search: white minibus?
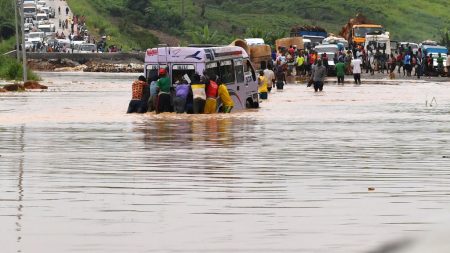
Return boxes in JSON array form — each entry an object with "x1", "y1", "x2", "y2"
[{"x1": 144, "y1": 46, "x2": 260, "y2": 110}]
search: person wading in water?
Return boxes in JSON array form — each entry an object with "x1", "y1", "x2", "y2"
[{"x1": 310, "y1": 59, "x2": 326, "y2": 92}]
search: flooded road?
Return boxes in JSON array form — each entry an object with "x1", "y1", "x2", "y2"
[{"x1": 1, "y1": 72, "x2": 450, "y2": 253}]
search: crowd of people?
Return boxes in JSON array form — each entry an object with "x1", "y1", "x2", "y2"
[
  {"x1": 127, "y1": 42, "x2": 449, "y2": 113},
  {"x1": 127, "y1": 69, "x2": 235, "y2": 114},
  {"x1": 272, "y1": 45, "x2": 363, "y2": 92},
  {"x1": 270, "y1": 42, "x2": 450, "y2": 93},
  {"x1": 272, "y1": 43, "x2": 449, "y2": 91}
]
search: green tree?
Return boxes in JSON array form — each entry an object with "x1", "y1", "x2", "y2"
[
  {"x1": 245, "y1": 27, "x2": 270, "y2": 39},
  {"x1": 440, "y1": 30, "x2": 450, "y2": 48},
  {"x1": 191, "y1": 25, "x2": 219, "y2": 44}
]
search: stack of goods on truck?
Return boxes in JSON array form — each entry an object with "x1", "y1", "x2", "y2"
[
  {"x1": 230, "y1": 39, "x2": 271, "y2": 70},
  {"x1": 275, "y1": 37, "x2": 304, "y2": 53}
]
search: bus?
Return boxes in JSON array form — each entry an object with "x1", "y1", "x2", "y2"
[
  {"x1": 23, "y1": 3, "x2": 37, "y2": 18},
  {"x1": 144, "y1": 46, "x2": 260, "y2": 110}
]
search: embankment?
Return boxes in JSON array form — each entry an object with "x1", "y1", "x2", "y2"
[{"x1": 6, "y1": 52, "x2": 146, "y2": 73}]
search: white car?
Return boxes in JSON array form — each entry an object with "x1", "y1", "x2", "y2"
[
  {"x1": 25, "y1": 41, "x2": 33, "y2": 51},
  {"x1": 36, "y1": 13, "x2": 49, "y2": 22},
  {"x1": 76, "y1": 43, "x2": 97, "y2": 53}
]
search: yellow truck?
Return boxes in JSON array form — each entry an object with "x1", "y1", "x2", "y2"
[{"x1": 351, "y1": 24, "x2": 385, "y2": 45}]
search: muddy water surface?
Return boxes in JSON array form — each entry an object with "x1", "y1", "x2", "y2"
[{"x1": 1, "y1": 72, "x2": 450, "y2": 253}]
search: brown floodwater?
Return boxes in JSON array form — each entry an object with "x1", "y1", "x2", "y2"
[{"x1": 1, "y1": 72, "x2": 450, "y2": 253}]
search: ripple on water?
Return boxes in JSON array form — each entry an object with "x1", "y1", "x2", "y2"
[{"x1": 1, "y1": 73, "x2": 450, "y2": 252}]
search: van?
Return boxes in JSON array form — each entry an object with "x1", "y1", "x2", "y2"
[
  {"x1": 145, "y1": 46, "x2": 259, "y2": 110},
  {"x1": 314, "y1": 44, "x2": 340, "y2": 75},
  {"x1": 28, "y1": 32, "x2": 45, "y2": 43},
  {"x1": 399, "y1": 42, "x2": 419, "y2": 54},
  {"x1": 364, "y1": 32, "x2": 391, "y2": 55},
  {"x1": 38, "y1": 24, "x2": 55, "y2": 34},
  {"x1": 421, "y1": 45, "x2": 448, "y2": 68},
  {"x1": 36, "y1": 13, "x2": 49, "y2": 22},
  {"x1": 76, "y1": 43, "x2": 97, "y2": 53}
]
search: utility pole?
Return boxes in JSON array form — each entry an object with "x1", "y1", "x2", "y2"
[
  {"x1": 14, "y1": 0, "x2": 20, "y2": 61},
  {"x1": 19, "y1": 1, "x2": 27, "y2": 82}
]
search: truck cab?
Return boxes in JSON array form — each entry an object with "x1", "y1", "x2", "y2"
[{"x1": 352, "y1": 24, "x2": 384, "y2": 46}]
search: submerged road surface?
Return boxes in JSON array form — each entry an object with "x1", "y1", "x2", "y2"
[{"x1": 1, "y1": 73, "x2": 450, "y2": 252}]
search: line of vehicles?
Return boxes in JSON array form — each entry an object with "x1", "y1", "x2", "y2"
[
  {"x1": 21, "y1": 0, "x2": 97, "y2": 53},
  {"x1": 290, "y1": 23, "x2": 448, "y2": 75},
  {"x1": 141, "y1": 20, "x2": 449, "y2": 112}
]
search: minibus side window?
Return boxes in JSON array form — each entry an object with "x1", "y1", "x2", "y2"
[
  {"x1": 146, "y1": 64, "x2": 159, "y2": 81},
  {"x1": 206, "y1": 62, "x2": 220, "y2": 80},
  {"x1": 234, "y1": 59, "x2": 245, "y2": 83},
  {"x1": 244, "y1": 60, "x2": 256, "y2": 81},
  {"x1": 219, "y1": 60, "x2": 235, "y2": 84},
  {"x1": 172, "y1": 64, "x2": 195, "y2": 84}
]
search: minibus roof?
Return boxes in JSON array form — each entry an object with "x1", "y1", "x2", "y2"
[{"x1": 145, "y1": 46, "x2": 249, "y2": 63}]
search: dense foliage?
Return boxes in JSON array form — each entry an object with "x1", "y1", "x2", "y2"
[
  {"x1": 92, "y1": 0, "x2": 450, "y2": 48},
  {"x1": 1, "y1": 0, "x2": 449, "y2": 52},
  {"x1": 0, "y1": 55, "x2": 40, "y2": 81},
  {"x1": 0, "y1": 0, "x2": 16, "y2": 43}
]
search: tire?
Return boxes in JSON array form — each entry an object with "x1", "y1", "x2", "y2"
[{"x1": 246, "y1": 98, "x2": 253, "y2": 109}]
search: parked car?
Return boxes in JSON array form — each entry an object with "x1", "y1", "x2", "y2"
[
  {"x1": 399, "y1": 42, "x2": 419, "y2": 54},
  {"x1": 76, "y1": 43, "x2": 97, "y2": 53}
]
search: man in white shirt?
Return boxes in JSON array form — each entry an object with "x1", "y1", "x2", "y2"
[
  {"x1": 351, "y1": 56, "x2": 362, "y2": 85},
  {"x1": 263, "y1": 65, "x2": 276, "y2": 92}
]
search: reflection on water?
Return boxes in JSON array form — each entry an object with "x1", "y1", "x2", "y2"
[
  {"x1": 137, "y1": 115, "x2": 245, "y2": 148},
  {"x1": 1, "y1": 72, "x2": 450, "y2": 252}
]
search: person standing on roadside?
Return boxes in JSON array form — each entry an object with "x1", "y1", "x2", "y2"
[
  {"x1": 388, "y1": 53, "x2": 396, "y2": 77},
  {"x1": 396, "y1": 52, "x2": 403, "y2": 75},
  {"x1": 335, "y1": 58, "x2": 345, "y2": 85},
  {"x1": 311, "y1": 59, "x2": 327, "y2": 92},
  {"x1": 66, "y1": 7, "x2": 69, "y2": 16},
  {"x1": 351, "y1": 56, "x2": 362, "y2": 85},
  {"x1": 415, "y1": 51, "x2": 423, "y2": 79},
  {"x1": 437, "y1": 53, "x2": 445, "y2": 76},
  {"x1": 427, "y1": 53, "x2": 434, "y2": 76},
  {"x1": 404, "y1": 52, "x2": 412, "y2": 77},
  {"x1": 156, "y1": 69, "x2": 171, "y2": 113}
]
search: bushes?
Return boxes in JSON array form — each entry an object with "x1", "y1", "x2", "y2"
[{"x1": 0, "y1": 56, "x2": 40, "y2": 81}]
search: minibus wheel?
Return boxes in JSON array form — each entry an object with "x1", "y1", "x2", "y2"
[{"x1": 246, "y1": 98, "x2": 253, "y2": 109}]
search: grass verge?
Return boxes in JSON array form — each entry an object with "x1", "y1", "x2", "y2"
[{"x1": 0, "y1": 55, "x2": 40, "y2": 81}]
